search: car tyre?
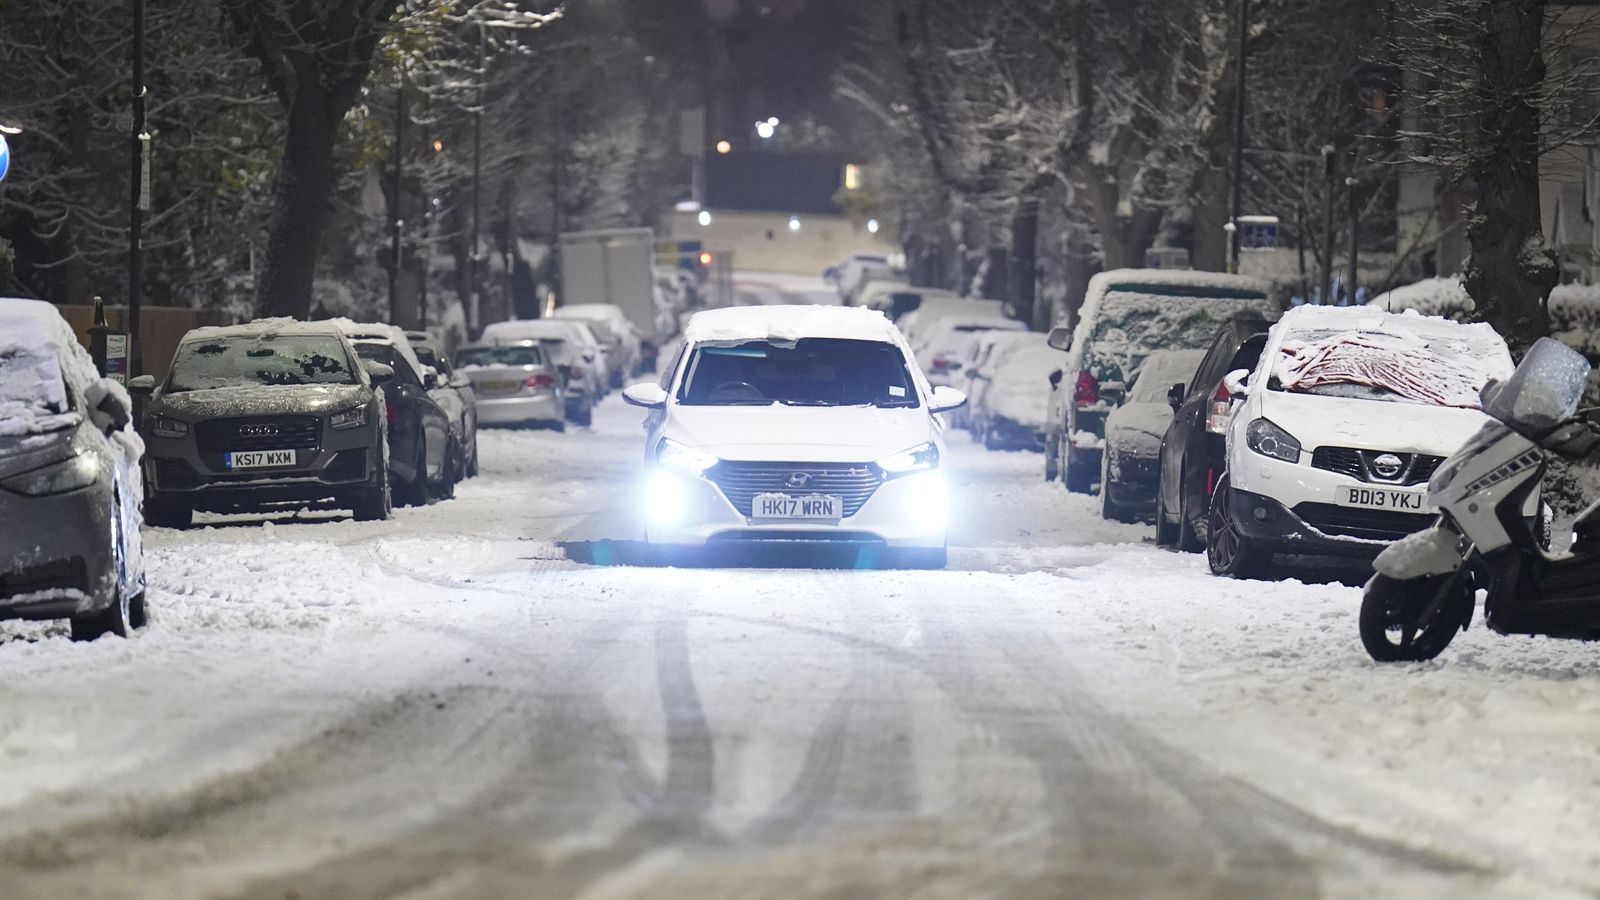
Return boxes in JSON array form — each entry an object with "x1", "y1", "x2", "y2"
[
  {"x1": 432, "y1": 439, "x2": 459, "y2": 501},
  {"x1": 1062, "y1": 440, "x2": 1094, "y2": 494},
  {"x1": 1359, "y1": 572, "x2": 1471, "y2": 662},
  {"x1": 71, "y1": 584, "x2": 131, "y2": 642},
  {"x1": 572, "y1": 400, "x2": 594, "y2": 428},
  {"x1": 1099, "y1": 451, "x2": 1137, "y2": 523},
  {"x1": 352, "y1": 437, "x2": 392, "y2": 522},
  {"x1": 1206, "y1": 475, "x2": 1271, "y2": 579},
  {"x1": 1043, "y1": 433, "x2": 1059, "y2": 482},
  {"x1": 1155, "y1": 485, "x2": 1180, "y2": 547},
  {"x1": 144, "y1": 497, "x2": 192, "y2": 529},
  {"x1": 394, "y1": 436, "x2": 430, "y2": 508},
  {"x1": 1177, "y1": 482, "x2": 1206, "y2": 553},
  {"x1": 465, "y1": 430, "x2": 480, "y2": 479}
]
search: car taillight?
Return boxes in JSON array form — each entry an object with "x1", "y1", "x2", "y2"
[
  {"x1": 1206, "y1": 382, "x2": 1231, "y2": 434},
  {"x1": 932, "y1": 357, "x2": 954, "y2": 371},
  {"x1": 1074, "y1": 371, "x2": 1098, "y2": 408},
  {"x1": 642, "y1": 341, "x2": 659, "y2": 360},
  {"x1": 526, "y1": 374, "x2": 556, "y2": 390}
]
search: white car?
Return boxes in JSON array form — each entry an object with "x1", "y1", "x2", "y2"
[
  {"x1": 553, "y1": 303, "x2": 642, "y2": 386},
  {"x1": 621, "y1": 305, "x2": 967, "y2": 568},
  {"x1": 916, "y1": 315, "x2": 1028, "y2": 387},
  {"x1": 481, "y1": 319, "x2": 609, "y2": 399},
  {"x1": 1208, "y1": 305, "x2": 1523, "y2": 578},
  {"x1": 969, "y1": 333, "x2": 1061, "y2": 451}
]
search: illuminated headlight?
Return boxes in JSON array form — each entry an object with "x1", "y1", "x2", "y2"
[
  {"x1": 151, "y1": 415, "x2": 189, "y2": 438},
  {"x1": 1245, "y1": 418, "x2": 1301, "y2": 464},
  {"x1": 656, "y1": 438, "x2": 718, "y2": 475},
  {"x1": 330, "y1": 405, "x2": 368, "y2": 430},
  {"x1": 0, "y1": 452, "x2": 99, "y2": 496},
  {"x1": 876, "y1": 441, "x2": 940, "y2": 477},
  {"x1": 647, "y1": 470, "x2": 687, "y2": 526},
  {"x1": 902, "y1": 471, "x2": 949, "y2": 528}
]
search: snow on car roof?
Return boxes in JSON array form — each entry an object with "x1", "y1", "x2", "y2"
[
  {"x1": 552, "y1": 304, "x2": 626, "y2": 321},
  {"x1": 0, "y1": 298, "x2": 101, "y2": 437},
  {"x1": 683, "y1": 304, "x2": 903, "y2": 346},
  {"x1": 324, "y1": 318, "x2": 430, "y2": 378},
  {"x1": 1089, "y1": 268, "x2": 1272, "y2": 297},
  {"x1": 184, "y1": 317, "x2": 346, "y2": 341},
  {"x1": 482, "y1": 319, "x2": 599, "y2": 345}
]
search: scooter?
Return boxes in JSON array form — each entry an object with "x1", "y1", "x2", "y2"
[{"x1": 1361, "y1": 337, "x2": 1600, "y2": 662}]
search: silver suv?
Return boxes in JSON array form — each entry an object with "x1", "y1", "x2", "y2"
[{"x1": 132, "y1": 321, "x2": 393, "y2": 527}]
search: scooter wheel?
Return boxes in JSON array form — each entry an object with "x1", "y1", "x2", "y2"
[{"x1": 1360, "y1": 572, "x2": 1473, "y2": 663}]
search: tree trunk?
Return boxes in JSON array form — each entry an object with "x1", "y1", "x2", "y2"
[
  {"x1": 256, "y1": 86, "x2": 341, "y2": 320},
  {"x1": 1190, "y1": 164, "x2": 1230, "y2": 272},
  {"x1": 1461, "y1": 0, "x2": 1553, "y2": 353},
  {"x1": 1009, "y1": 193, "x2": 1041, "y2": 327}
]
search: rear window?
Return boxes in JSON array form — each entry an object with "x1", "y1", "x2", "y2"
[
  {"x1": 169, "y1": 334, "x2": 357, "y2": 391},
  {"x1": 458, "y1": 346, "x2": 545, "y2": 368},
  {"x1": 1084, "y1": 290, "x2": 1275, "y2": 388},
  {"x1": 678, "y1": 338, "x2": 918, "y2": 408}
]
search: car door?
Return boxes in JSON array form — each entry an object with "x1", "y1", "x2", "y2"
[{"x1": 1160, "y1": 328, "x2": 1234, "y2": 514}]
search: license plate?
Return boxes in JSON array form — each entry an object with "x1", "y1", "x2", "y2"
[
  {"x1": 1339, "y1": 485, "x2": 1426, "y2": 512},
  {"x1": 752, "y1": 493, "x2": 842, "y2": 521},
  {"x1": 477, "y1": 380, "x2": 523, "y2": 394},
  {"x1": 226, "y1": 449, "x2": 296, "y2": 470}
]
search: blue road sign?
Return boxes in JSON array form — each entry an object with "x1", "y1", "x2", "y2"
[{"x1": 0, "y1": 134, "x2": 10, "y2": 183}]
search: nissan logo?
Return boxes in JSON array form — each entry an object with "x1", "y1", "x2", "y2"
[
  {"x1": 239, "y1": 424, "x2": 279, "y2": 438},
  {"x1": 1371, "y1": 453, "x2": 1404, "y2": 479},
  {"x1": 785, "y1": 472, "x2": 811, "y2": 489}
]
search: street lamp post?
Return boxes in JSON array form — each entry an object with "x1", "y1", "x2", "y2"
[
  {"x1": 470, "y1": 23, "x2": 484, "y2": 334},
  {"x1": 1227, "y1": 0, "x2": 1248, "y2": 275},
  {"x1": 128, "y1": 0, "x2": 147, "y2": 377},
  {"x1": 1320, "y1": 145, "x2": 1336, "y2": 305},
  {"x1": 390, "y1": 72, "x2": 405, "y2": 326}
]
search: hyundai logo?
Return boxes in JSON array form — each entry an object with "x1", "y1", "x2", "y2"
[
  {"x1": 785, "y1": 472, "x2": 811, "y2": 489},
  {"x1": 1371, "y1": 453, "x2": 1405, "y2": 479},
  {"x1": 239, "y1": 423, "x2": 279, "y2": 438}
]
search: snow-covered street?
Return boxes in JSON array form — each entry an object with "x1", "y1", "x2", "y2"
[{"x1": 3, "y1": 395, "x2": 1600, "y2": 899}]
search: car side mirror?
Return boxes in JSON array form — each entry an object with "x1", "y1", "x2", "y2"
[
  {"x1": 91, "y1": 380, "x2": 132, "y2": 433},
  {"x1": 584, "y1": 350, "x2": 597, "y2": 363},
  {"x1": 1046, "y1": 326, "x2": 1072, "y2": 352},
  {"x1": 1100, "y1": 381, "x2": 1126, "y2": 407},
  {"x1": 364, "y1": 360, "x2": 395, "y2": 388},
  {"x1": 128, "y1": 374, "x2": 157, "y2": 395},
  {"x1": 422, "y1": 366, "x2": 441, "y2": 390},
  {"x1": 622, "y1": 383, "x2": 669, "y2": 409},
  {"x1": 1167, "y1": 382, "x2": 1185, "y2": 412},
  {"x1": 1223, "y1": 368, "x2": 1250, "y2": 400},
  {"x1": 930, "y1": 385, "x2": 968, "y2": 414},
  {"x1": 1048, "y1": 369, "x2": 1064, "y2": 389}
]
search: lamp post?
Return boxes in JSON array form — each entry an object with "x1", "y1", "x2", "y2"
[
  {"x1": 470, "y1": 23, "x2": 484, "y2": 334},
  {"x1": 128, "y1": 0, "x2": 147, "y2": 377},
  {"x1": 390, "y1": 71, "x2": 406, "y2": 326},
  {"x1": 1227, "y1": 0, "x2": 1248, "y2": 274}
]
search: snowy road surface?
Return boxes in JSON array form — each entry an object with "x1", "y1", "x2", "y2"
[{"x1": 3, "y1": 397, "x2": 1600, "y2": 898}]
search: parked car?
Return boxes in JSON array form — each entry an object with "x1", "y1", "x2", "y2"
[
  {"x1": 481, "y1": 319, "x2": 609, "y2": 400},
  {"x1": 335, "y1": 321, "x2": 457, "y2": 506},
  {"x1": 1099, "y1": 349, "x2": 1206, "y2": 523},
  {"x1": 953, "y1": 330, "x2": 1031, "y2": 433},
  {"x1": 1154, "y1": 314, "x2": 1273, "y2": 550},
  {"x1": 136, "y1": 320, "x2": 392, "y2": 527},
  {"x1": 1206, "y1": 305, "x2": 1522, "y2": 579},
  {"x1": 407, "y1": 332, "x2": 479, "y2": 480},
  {"x1": 899, "y1": 296, "x2": 1007, "y2": 358},
  {"x1": 621, "y1": 305, "x2": 967, "y2": 569},
  {"x1": 455, "y1": 341, "x2": 568, "y2": 430},
  {"x1": 968, "y1": 333, "x2": 1060, "y2": 451},
  {"x1": 1046, "y1": 269, "x2": 1277, "y2": 493},
  {"x1": 552, "y1": 303, "x2": 641, "y2": 386},
  {"x1": 917, "y1": 315, "x2": 1028, "y2": 387},
  {"x1": 828, "y1": 253, "x2": 894, "y2": 304},
  {"x1": 1, "y1": 299, "x2": 147, "y2": 641}
]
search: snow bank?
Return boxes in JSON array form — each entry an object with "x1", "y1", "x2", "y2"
[
  {"x1": 1271, "y1": 305, "x2": 1513, "y2": 408},
  {"x1": 682, "y1": 304, "x2": 901, "y2": 346},
  {"x1": 0, "y1": 299, "x2": 100, "y2": 437},
  {"x1": 1368, "y1": 277, "x2": 1474, "y2": 319}
]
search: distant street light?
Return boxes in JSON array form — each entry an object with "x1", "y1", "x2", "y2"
[
  {"x1": 788, "y1": 216, "x2": 801, "y2": 232},
  {"x1": 867, "y1": 218, "x2": 879, "y2": 235},
  {"x1": 715, "y1": 140, "x2": 732, "y2": 155},
  {"x1": 767, "y1": 117, "x2": 779, "y2": 127},
  {"x1": 698, "y1": 210, "x2": 712, "y2": 227},
  {"x1": 755, "y1": 121, "x2": 775, "y2": 140}
]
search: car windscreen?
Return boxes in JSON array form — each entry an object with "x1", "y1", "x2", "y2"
[
  {"x1": 457, "y1": 346, "x2": 545, "y2": 368},
  {"x1": 1130, "y1": 351, "x2": 1206, "y2": 402},
  {"x1": 1270, "y1": 328, "x2": 1501, "y2": 407},
  {"x1": 0, "y1": 348, "x2": 75, "y2": 433},
  {"x1": 168, "y1": 334, "x2": 358, "y2": 391},
  {"x1": 412, "y1": 346, "x2": 440, "y2": 369},
  {"x1": 678, "y1": 338, "x2": 919, "y2": 408}
]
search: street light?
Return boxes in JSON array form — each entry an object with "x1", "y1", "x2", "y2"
[
  {"x1": 715, "y1": 140, "x2": 732, "y2": 155},
  {"x1": 755, "y1": 121, "x2": 775, "y2": 140},
  {"x1": 867, "y1": 218, "x2": 880, "y2": 235},
  {"x1": 697, "y1": 210, "x2": 712, "y2": 227},
  {"x1": 788, "y1": 216, "x2": 801, "y2": 232}
]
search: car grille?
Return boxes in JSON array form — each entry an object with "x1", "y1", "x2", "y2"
[
  {"x1": 195, "y1": 416, "x2": 321, "y2": 455},
  {"x1": 1310, "y1": 446, "x2": 1443, "y2": 486},
  {"x1": 1293, "y1": 502, "x2": 1434, "y2": 542},
  {"x1": 708, "y1": 461, "x2": 883, "y2": 518}
]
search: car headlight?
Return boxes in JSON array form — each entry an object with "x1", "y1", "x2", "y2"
[
  {"x1": 876, "y1": 441, "x2": 940, "y2": 477},
  {"x1": 0, "y1": 452, "x2": 100, "y2": 496},
  {"x1": 330, "y1": 405, "x2": 368, "y2": 430},
  {"x1": 1245, "y1": 418, "x2": 1301, "y2": 464},
  {"x1": 151, "y1": 415, "x2": 189, "y2": 438},
  {"x1": 656, "y1": 438, "x2": 718, "y2": 475}
]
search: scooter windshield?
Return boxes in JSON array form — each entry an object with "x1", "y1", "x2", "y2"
[{"x1": 1482, "y1": 337, "x2": 1591, "y2": 435}]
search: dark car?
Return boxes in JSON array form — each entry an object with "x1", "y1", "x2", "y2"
[
  {"x1": 2, "y1": 298, "x2": 148, "y2": 641},
  {"x1": 1100, "y1": 349, "x2": 1205, "y2": 523},
  {"x1": 1154, "y1": 314, "x2": 1272, "y2": 550},
  {"x1": 406, "y1": 332, "x2": 480, "y2": 480},
  {"x1": 134, "y1": 320, "x2": 393, "y2": 528},
  {"x1": 338, "y1": 323, "x2": 455, "y2": 506},
  {"x1": 1046, "y1": 270, "x2": 1277, "y2": 494}
]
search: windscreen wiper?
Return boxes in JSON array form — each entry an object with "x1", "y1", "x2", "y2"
[{"x1": 777, "y1": 399, "x2": 833, "y2": 406}]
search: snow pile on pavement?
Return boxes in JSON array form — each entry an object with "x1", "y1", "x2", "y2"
[
  {"x1": 0, "y1": 298, "x2": 99, "y2": 437},
  {"x1": 683, "y1": 304, "x2": 901, "y2": 346}
]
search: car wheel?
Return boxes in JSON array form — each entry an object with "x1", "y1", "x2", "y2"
[
  {"x1": 1155, "y1": 483, "x2": 1179, "y2": 548},
  {"x1": 982, "y1": 425, "x2": 1004, "y2": 451},
  {"x1": 71, "y1": 578, "x2": 131, "y2": 643},
  {"x1": 1044, "y1": 434, "x2": 1059, "y2": 482},
  {"x1": 1177, "y1": 480, "x2": 1206, "y2": 553},
  {"x1": 353, "y1": 438, "x2": 392, "y2": 521},
  {"x1": 432, "y1": 439, "x2": 459, "y2": 501},
  {"x1": 575, "y1": 402, "x2": 593, "y2": 427},
  {"x1": 144, "y1": 497, "x2": 192, "y2": 529},
  {"x1": 1100, "y1": 451, "x2": 1136, "y2": 523},
  {"x1": 1063, "y1": 441, "x2": 1093, "y2": 494},
  {"x1": 128, "y1": 590, "x2": 148, "y2": 630},
  {"x1": 394, "y1": 435, "x2": 430, "y2": 508},
  {"x1": 466, "y1": 431, "x2": 480, "y2": 479},
  {"x1": 1206, "y1": 475, "x2": 1271, "y2": 579}
]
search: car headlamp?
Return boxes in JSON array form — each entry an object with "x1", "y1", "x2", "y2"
[
  {"x1": 0, "y1": 452, "x2": 100, "y2": 496},
  {"x1": 330, "y1": 405, "x2": 368, "y2": 430},
  {"x1": 876, "y1": 441, "x2": 940, "y2": 477},
  {"x1": 151, "y1": 415, "x2": 189, "y2": 438},
  {"x1": 656, "y1": 438, "x2": 718, "y2": 475},
  {"x1": 1245, "y1": 418, "x2": 1301, "y2": 464}
]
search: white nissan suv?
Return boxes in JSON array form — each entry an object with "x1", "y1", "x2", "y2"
[
  {"x1": 1207, "y1": 305, "x2": 1526, "y2": 579},
  {"x1": 622, "y1": 305, "x2": 966, "y2": 568}
]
